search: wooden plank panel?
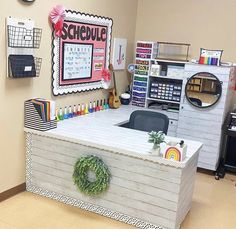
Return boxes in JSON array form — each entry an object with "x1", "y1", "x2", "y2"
[
  {"x1": 197, "y1": 148, "x2": 220, "y2": 159},
  {"x1": 178, "y1": 119, "x2": 222, "y2": 134},
  {"x1": 198, "y1": 155, "x2": 219, "y2": 167},
  {"x1": 31, "y1": 161, "x2": 178, "y2": 211},
  {"x1": 178, "y1": 109, "x2": 224, "y2": 123},
  {"x1": 176, "y1": 133, "x2": 220, "y2": 148},
  {"x1": 32, "y1": 135, "x2": 183, "y2": 178},
  {"x1": 177, "y1": 129, "x2": 221, "y2": 142},
  {"x1": 31, "y1": 147, "x2": 182, "y2": 185},
  {"x1": 31, "y1": 172, "x2": 176, "y2": 229},
  {"x1": 30, "y1": 153, "x2": 197, "y2": 225},
  {"x1": 179, "y1": 154, "x2": 198, "y2": 185},
  {"x1": 175, "y1": 136, "x2": 219, "y2": 168},
  {"x1": 31, "y1": 155, "x2": 179, "y2": 202},
  {"x1": 177, "y1": 185, "x2": 194, "y2": 225},
  {"x1": 31, "y1": 151, "x2": 181, "y2": 194},
  {"x1": 185, "y1": 64, "x2": 231, "y2": 76},
  {"x1": 31, "y1": 170, "x2": 177, "y2": 220},
  {"x1": 176, "y1": 155, "x2": 198, "y2": 224},
  {"x1": 197, "y1": 161, "x2": 217, "y2": 171},
  {"x1": 178, "y1": 104, "x2": 228, "y2": 115}
]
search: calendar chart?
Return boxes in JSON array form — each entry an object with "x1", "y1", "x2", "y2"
[{"x1": 63, "y1": 43, "x2": 93, "y2": 80}]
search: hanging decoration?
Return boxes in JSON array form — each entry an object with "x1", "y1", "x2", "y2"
[
  {"x1": 49, "y1": 5, "x2": 66, "y2": 37},
  {"x1": 50, "y1": 7, "x2": 113, "y2": 95},
  {"x1": 101, "y1": 68, "x2": 111, "y2": 89},
  {"x1": 73, "y1": 155, "x2": 111, "y2": 196}
]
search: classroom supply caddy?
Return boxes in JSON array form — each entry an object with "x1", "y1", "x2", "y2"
[
  {"x1": 6, "y1": 16, "x2": 42, "y2": 78},
  {"x1": 24, "y1": 99, "x2": 57, "y2": 131}
]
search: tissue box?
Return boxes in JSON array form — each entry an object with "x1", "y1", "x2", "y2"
[
  {"x1": 162, "y1": 141, "x2": 187, "y2": 162},
  {"x1": 150, "y1": 64, "x2": 161, "y2": 77}
]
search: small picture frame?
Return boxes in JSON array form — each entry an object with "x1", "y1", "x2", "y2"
[
  {"x1": 112, "y1": 38, "x2": 127, "y2": 70},
  {"x1": 150, "y1": 64, "x2": 161, "y2": 77}
]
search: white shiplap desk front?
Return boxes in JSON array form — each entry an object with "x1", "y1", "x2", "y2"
[{"x1": 24, "y1": 105, "x2": 202, "y2": 229}]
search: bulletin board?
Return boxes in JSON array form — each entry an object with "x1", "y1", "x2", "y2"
[{"x1": 52, "y1": 10, "x2": 113, "y2": 95}]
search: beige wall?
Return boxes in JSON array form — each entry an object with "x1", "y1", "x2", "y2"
[
  {"x1": 0, "y1": 0, "x2": 138, "y2": 192},
  {"x1": 136, "y1": 0, "x2": 236, "y2": 103},
  {"x1": 136, "y1": 0, "x2": 236, "y2": 62}
]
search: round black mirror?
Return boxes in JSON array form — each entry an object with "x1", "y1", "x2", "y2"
[{"x1": 185, "y1": 72, "x2": 222, "y2": 108}]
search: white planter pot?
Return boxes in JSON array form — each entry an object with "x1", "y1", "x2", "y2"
[{"x1": 150, "y1": 146, "x2": 161, "y2": 156}]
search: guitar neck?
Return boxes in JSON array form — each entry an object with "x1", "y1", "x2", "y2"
[
  {"x1": 113, "y1": 71, "x2": 117, "y2": 94},
  {"x1": 109, "y1": 64, "x2": 118, "y2": 95}
]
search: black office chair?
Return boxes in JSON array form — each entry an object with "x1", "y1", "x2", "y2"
[{"x1": 129, "y1": 110, "x2": 169, "y2": 134}]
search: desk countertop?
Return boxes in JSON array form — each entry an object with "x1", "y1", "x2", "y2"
[{"x1": 25, "y1": 105, "x2": 202, "y2": 168}]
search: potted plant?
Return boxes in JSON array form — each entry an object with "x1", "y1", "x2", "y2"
[{"x1": 148, "y1": 131, "x2": 165, "y2": 155}]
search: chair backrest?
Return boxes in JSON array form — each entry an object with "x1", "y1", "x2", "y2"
[
  {"x1": 189, "y1": 97, "x2": 202, "y2": 106},
  {"x1": 129, "y1": 110, "x2": 169, "y2": 134}
]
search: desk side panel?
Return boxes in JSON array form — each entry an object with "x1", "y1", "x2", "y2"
[
  {"x1": 26, "y1": 133, "x2": 185, "y2": 229},
  {"x1": 176, "y1": 152, "x2": 199, "y2": 226}
]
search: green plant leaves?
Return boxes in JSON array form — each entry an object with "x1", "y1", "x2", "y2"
[{"x1": 148, "y1": 131, "x2": 165, "y2": 146}]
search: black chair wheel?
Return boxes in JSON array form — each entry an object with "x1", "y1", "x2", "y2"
[{"x1": 215, "y1": 174, "x2": 220, "y2": 180}]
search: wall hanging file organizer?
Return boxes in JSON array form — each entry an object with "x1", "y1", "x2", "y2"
[
  {"x1": 6, "y1": 16, "x2": 42, "y2": 78},
  {"x1": 24, "y1": 99, "x2": 57, "y2": 131}
]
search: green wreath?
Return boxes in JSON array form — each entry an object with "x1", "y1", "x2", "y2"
[{"x1": 73, "y1": 155, "x2": 111, "y2": 196}]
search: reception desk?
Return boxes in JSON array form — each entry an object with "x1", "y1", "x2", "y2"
[{"x1": 24, "y1": 105, "x2": 202, "y2": 229}]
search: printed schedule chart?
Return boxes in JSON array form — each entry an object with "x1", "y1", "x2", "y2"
[{"x1": 63, "y1": 43, "x2": 93, "y2": 80}]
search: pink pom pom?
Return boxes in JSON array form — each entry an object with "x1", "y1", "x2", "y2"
[
  {"x1": 49, "y1": 5, "x2": 66, "y2": 37},
  {"x1": 49, "y1": 5, "x2": 66, "y2": 24},
  {"x1": 101, "y1": 68, "x2": 111, "y2": 82}
]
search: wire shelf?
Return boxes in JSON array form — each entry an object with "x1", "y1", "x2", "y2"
[{"x1": 7, "y1": 25, "x2": 42, "y2": 48}]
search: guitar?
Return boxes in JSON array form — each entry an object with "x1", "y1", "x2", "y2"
[{"x1": 108, "y1": 64, "x2": 121, "y2": 109}]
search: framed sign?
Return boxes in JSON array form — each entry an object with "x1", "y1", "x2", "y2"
[
  {"x1": 112, "y1": 38, "x2": 127, "y2": 70},
  {"x1": 52, "y1": 10, "x2": 113, "y2": 95}
]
